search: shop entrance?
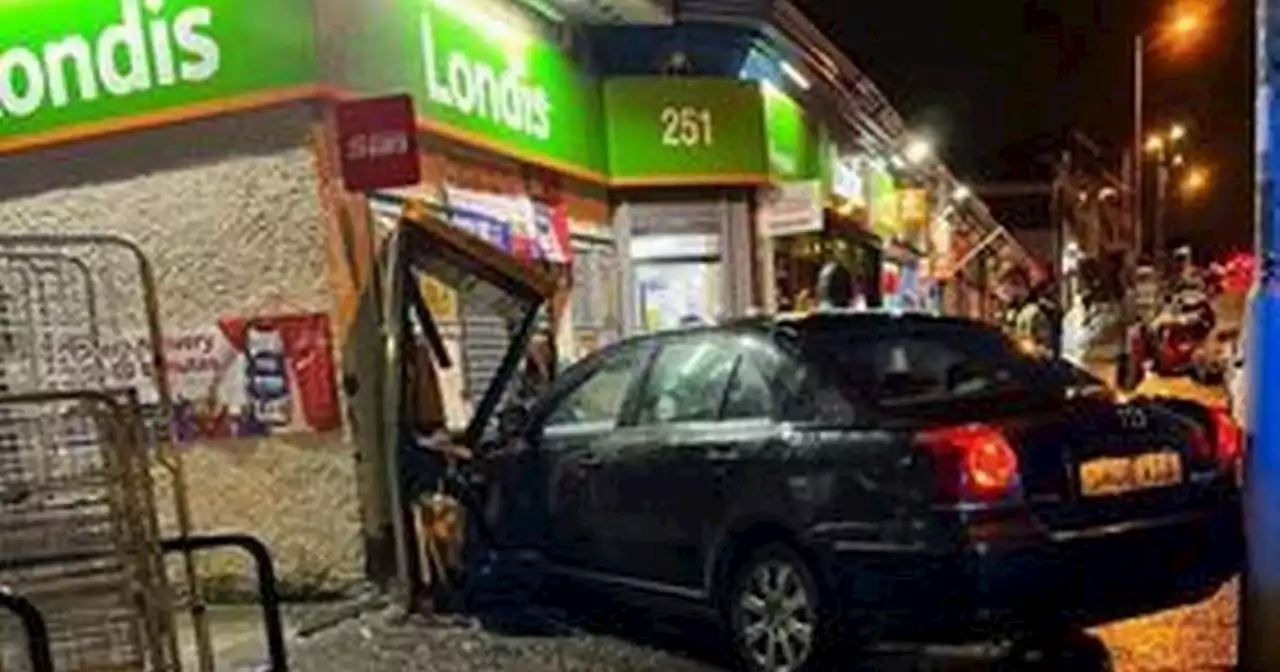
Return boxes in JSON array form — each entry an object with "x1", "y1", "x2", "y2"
[{"x1": 620, "y1": 194, "x2": 751, "y2": 333}]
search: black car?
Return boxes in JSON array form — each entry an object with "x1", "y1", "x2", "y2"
[{"x1": 487, "y1": 312, "x2": 1243, "y2": 671}]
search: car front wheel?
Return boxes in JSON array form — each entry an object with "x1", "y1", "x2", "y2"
[{"x1": 727, "y1": 544, "x2": 828, "y2": 672}]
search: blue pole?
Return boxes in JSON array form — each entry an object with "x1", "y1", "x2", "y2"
[{"x1": 1242, "y1": 2, "x2": 1280, "y2": 668}]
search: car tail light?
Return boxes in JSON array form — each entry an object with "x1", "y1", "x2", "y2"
[
  {"x1": 1189, "y1": 425, "x2": 1215, "y2": 463},
  {"x1": 1208, "y1": 406, "x2": 1243, "y2": 467},
  {"x1": 918, "y1": 424, "x2": 1021, "y2": 502}
]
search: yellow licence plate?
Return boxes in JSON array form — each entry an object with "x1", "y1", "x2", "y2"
[{"x1": 1079, "y1": 451, "x2": 1184, "y2": 498}]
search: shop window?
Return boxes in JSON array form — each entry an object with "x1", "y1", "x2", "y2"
[
  {"x1": 635, "y1": 261, "x2": 723, "y2": 330},
  {"x1": 771, "y1": 234, "x2": 881, "y2": 312},
  {"x1": 569, "y1": 238, "x2": 619, "y2": 355},
  {"x1": 633, "y1": 337, "x2": 737, "y2": 425}
]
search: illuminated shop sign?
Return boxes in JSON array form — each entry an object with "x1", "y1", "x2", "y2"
[
  {"x1": 0, "y1": 0, "x2": 317, "y2": 151},
  {"x1": 831, "y1": 153, "x2": 867, "y2": 207},
  {"x1": 338, "y1": 0, "x2": 606, "y2": 178}
]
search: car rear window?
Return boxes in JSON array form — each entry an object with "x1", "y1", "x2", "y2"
[{"x1": 795, "y1": 321, "x2": 1102, "y2": 407}]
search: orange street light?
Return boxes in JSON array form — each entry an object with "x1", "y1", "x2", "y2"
[
  {"x1": 1182, "y1": 166, "x2": 1210, "y2": 196},
  {"x1": 1172, "y1": 12, "x2": 1201, "y2": 37},
  {"x1": 1146, "y1": 134, "x2": 1167, "y2": 154}
]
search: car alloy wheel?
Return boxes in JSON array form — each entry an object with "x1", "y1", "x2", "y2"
[{"x1": 729, "y1": 546, "x2": 821, "y2": 672}]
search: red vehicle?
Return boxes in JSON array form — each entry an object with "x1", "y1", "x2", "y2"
[{"x1": 1128, "y1": 290, "x2": 1217, "y2": 379}]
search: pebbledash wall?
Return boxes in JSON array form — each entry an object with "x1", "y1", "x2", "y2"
[{"x1": 0, "y1": 0, "x2": 359, "y2": 595}]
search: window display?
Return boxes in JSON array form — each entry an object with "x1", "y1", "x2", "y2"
[
  {"x1": 630, "y1": 227, "x2": 724, "y2": 331},
  {"x1": 635, "y1": 261, "x2": 723, "y2": 330},
  {"x1": 772, "y1": 233, "x2": 881, "y2": 313}
]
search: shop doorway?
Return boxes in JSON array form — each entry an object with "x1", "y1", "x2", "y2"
[{"x1": 623, "y1": 197, "x2": 746, "y2": 332}]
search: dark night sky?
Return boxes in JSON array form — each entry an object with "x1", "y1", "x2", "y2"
[{"x1": 795, "y1": 0, "x2": 1254, "y2": 259}]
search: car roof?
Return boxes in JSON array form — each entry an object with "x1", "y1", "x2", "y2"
[
  {"x1": 609, "y1": 310, "x2": 991, "y2": 348},
  {"x1": 562, "y1": 311, "x2": 1002, "y2": 380},
  {"x1": 731, "y1": 309, "x2": 990, "y2": 334}
]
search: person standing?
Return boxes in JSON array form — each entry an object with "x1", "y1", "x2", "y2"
[
  {"x1": 815, "y1": 261, "x2": 854, "y2": 309},
  {"x1": 999, "y1": 266, "x2": 1057, "y2": 355}
]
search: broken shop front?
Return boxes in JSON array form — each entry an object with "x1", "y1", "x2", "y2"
[{"x1": 322, "y1": 0, "x2": 620, "y2": 429}]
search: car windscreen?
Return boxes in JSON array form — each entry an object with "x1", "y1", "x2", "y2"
[{"x1": 795, "y1": 322, "x2": 1105, "y2": 408}]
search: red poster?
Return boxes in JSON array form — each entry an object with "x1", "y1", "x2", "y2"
[
  {"x1": 164, "y1": 313, "x2": 340, "y2": 442},
  {"x1": 216, "y1": 314, "x2": 341, "y2": 435}
]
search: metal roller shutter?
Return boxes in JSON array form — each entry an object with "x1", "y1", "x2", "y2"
[
  {"x1": 458, "y1": 304, "x2": 510, "y2": 411},
  {"x1": 458, "y1": 297, "x2": 553, "y2": 412}
]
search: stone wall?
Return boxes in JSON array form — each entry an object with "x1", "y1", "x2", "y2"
[{"x1": 0, "y1": 104, "x2": 364, "y2": 597}]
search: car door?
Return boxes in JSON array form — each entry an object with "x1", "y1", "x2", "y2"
[
  {"x1": 532, "y1": 342, "x2": 652, "y2": 571},
  {"x1": 596, "y1": 334, "x2": 786, "y2": 589}
]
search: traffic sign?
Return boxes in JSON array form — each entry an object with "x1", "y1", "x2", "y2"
[{"x1": 334, "y1": 95, "x2": 421, "y2": 192}]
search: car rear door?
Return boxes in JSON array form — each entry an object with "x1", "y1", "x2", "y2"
[
  {"x1": 592, "y1": 334, "x2": 739, "y2": 589},
  {"x1": 594, "y1": 333, "x2": 793, "y2": 590}
]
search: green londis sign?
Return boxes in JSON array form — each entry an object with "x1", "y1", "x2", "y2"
[
  {"x1": 869, "y1": 164, "x2": 901, "y2": 240},
  {"x1": 603, "y1": 77, "x2": 769, "y2": 185},
  {"x1": 763, "y1": 85, "x2": 817, "y2": 181},
  {"x1": 0, "y1": 0, "x2": 317, "y2": 150},
  {"x1": 330, "y1": 0, "x2": 606, "y2": 180}
]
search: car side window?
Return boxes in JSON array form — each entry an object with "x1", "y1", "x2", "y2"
[
  {"x1": 721, "y1": 338, "x2": 784, "y2": 420},
  {"x1": 634, "y1": 337, "x2": 737, "y2": 425},
  {"x1": 778, "y1": 364, "x2": 857, "y2": 424},
  {"x1": 840, "y1": 332, "x2": 1033, "y2": 404},
  {"x1": 545, "y1": 347, "x2": 644, "y2": 429}
]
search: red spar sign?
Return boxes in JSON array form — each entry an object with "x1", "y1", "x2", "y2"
[{"x1": 334, "y1": 95, "x2": 421, "y2": 192}]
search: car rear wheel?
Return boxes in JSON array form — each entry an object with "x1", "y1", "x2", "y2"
[{"x1": 726, "y1": 544, "x2": 828, "y2": 672}]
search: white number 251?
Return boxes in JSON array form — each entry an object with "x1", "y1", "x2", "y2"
[{"x1": 660, "y1": 106, "x2": 714, "y2": 147}]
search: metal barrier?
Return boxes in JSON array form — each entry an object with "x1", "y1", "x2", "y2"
[
  {"x1": 0, "y1": 235, "x2": 211, "y2": 670},
  {"x1": 0, "y1": 390, "x2": 173, "y2": 671},
  {"x1": 160, "y1": 535, "x2": 289, "y2": 672},
  {"x1": 0, "y1": 589, "x2": 55, "y2": 672}
]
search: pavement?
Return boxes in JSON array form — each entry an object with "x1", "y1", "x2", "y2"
[{"x1": 200, "y1": 374, "x2": 1237, "y2": 671}]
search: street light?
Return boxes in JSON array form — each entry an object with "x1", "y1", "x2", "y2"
[
  {"x1": 1133, "y1": 11, "x2": 1206, "y2": 258},
  {"x1": 1143, "y1": 123, "x2": 1192, "y2": 266},
  {"x1": 1119, "y1": 6, "x2": 1206, "y2": 392},
  {"x1": 951, "y1": 184, "x2": 972, "y2": 202},
  {"x1": 1145, "y1": 134, "x2": 1166, "y2": 154},
  {"x1": 1181, "y1": 166, "x2": 1209, "y2": 196},
  {"x1": 904, "y1": 137, "x2": 933, "y2": 165},
  {"x1": 1171, "y1": 12, "x2": 1201, "y2": 37}
]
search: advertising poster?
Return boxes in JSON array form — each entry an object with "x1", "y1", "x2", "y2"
[
  {"x1": 442, "y1": 185, "x2": 573, "y2": 264},
  {"x1": 758, "y1": 181, "x2": 823, "y2": 237},
  {"x1": 48, "y1": 313, "x2": 341, "y2": 442}
]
